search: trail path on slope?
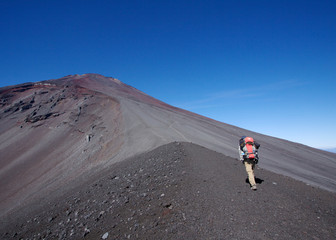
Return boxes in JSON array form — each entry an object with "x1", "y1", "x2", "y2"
[
  {"x1": 1, "y1": 142, "x2": 335, "y2": 240},
  {"x1": 181, "y1": 143, "x2": 336, "y2": 239}
]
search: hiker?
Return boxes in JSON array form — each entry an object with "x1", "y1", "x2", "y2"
[{"x1": 238, "y1": 136, "x2": 260, "y2": 190}]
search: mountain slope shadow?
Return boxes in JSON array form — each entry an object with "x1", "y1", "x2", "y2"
[{"x1": 1, "y1": 142, "x2": 335, "y2": 240}]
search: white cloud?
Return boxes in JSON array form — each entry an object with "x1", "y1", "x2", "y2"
[{"x1": 175, "y1": 79, "x2": 305, "y2": 110}]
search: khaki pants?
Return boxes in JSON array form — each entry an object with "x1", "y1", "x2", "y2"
[{"x1": 244, "y1": 161, "x2": 256, "y2": 186}]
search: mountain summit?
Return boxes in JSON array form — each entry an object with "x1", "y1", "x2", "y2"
[{"x1": 0, "y1": 74, "x2": 335, "y2": 238}]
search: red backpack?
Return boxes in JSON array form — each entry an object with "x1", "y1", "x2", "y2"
[{"x1": 242, "y1": 137, "x2": 257, "y2": 159}]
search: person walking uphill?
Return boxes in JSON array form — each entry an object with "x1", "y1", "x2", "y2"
[{"x1": 239, "y1": 136, "x2": 260, "y2": 190}]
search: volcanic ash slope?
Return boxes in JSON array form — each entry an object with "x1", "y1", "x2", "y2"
[
  {"x1": 1, "y1": 73, "x2": 335, "y2": 221},
  {"x1": 0, "y1": 80, "x2": 123, "y2": 217},
  {"x1": 1, "y1": 142, "x2": 335, "y2": 240}
]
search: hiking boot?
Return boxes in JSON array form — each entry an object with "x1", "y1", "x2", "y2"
[{"x1": 251, "y1": 185, "x2": 257, "y2": 190}]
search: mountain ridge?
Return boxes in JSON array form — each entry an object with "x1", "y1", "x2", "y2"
[{"x1": 0, "y1": 73, "x2": 335, "y2": 219}]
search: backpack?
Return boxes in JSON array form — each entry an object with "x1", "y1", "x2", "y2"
[{"x1": 240, "y1": 137, "x2": 258, "y2": 160}]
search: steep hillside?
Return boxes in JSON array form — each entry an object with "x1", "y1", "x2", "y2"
[
  {"x1": 0, "y1": 79, "x2": 123, "y2": 216},
  {"x1": 0, "y1": 73, "x2": 335, "y2": 220}
]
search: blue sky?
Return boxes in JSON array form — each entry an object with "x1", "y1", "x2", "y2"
[{"x1": 1, "y1": 0, "x2": 335, "y2": 149}]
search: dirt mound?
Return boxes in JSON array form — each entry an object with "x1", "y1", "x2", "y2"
[{"x1": 1, "y1": 142, "x2": 335, "y2": 239}]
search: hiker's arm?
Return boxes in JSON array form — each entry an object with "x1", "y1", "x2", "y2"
[{"x1": 238, "y1": 145, "x2": 244, "y2": 161}]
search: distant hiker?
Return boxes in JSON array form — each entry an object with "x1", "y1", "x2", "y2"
[{"x1": 238, "y1": 136, "x2": 260, "y2": 190}]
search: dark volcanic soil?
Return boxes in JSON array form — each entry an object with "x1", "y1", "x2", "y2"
[{"x1": 1, "y1": 142, "x2": 335, "y2": 240}]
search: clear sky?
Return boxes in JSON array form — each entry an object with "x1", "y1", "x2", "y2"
[{"x1": 1, "y1": 0, "x2": 335, "y2": 149}]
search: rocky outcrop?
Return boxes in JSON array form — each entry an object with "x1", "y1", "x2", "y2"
[{"x1": 0, "y1": 79, "x2": 123, "y2": 217}]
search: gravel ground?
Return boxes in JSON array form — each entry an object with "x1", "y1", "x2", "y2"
[{"x1": 1, "y1": 142, "x2": 335, "y2": 240}]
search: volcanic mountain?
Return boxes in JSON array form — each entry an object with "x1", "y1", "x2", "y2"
[{"x1": 0, "y1": 74, "x2": 335, "y2": 239}]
